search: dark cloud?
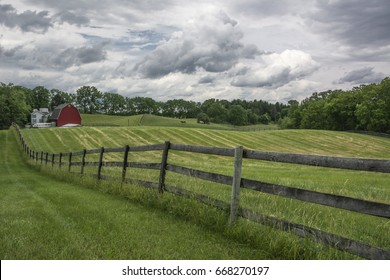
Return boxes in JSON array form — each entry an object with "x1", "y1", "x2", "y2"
[
  {"x1": 53, "y1": 11, "x2": 90, "y2": 26},
  {"x1": 0, "y1": 44, "x2": 23, "y2": 57},
  {"x1": 226, "y1": 0, "x2": 307, "y2": 17},
  {"x1": 0, "y1": 4, "x2": 52, "y2": 33},
  {"x1": 199, "y1": 75, "x2": 216, "y2": 84},
  {"x1": 0, "y1": 4, "x2": 90, "y2": 33},
  {"x1": 134, "y1": 12, "x2": 258, "y2": 78},
  {"x1": 310, "y1": 0, "x2": 390, "y2": 48},
  {"x1": 336, "y1": 67, "x2": 386, "y2": 84},
  {"x1": 53, "y1": 44, "x2": 107, "y2": 68}
]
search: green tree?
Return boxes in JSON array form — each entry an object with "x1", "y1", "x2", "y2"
[
  {"x1": 0, "y1": 83, "x2": 31, "y2": 129},
  {"x1": 196, "y1": 112, "x2": 210, "y2": 124},
  {"x1": 227, "y1": 105, "x2": 248, "y2": 126},
  {"x1": 101, "y1": 92, "x2": 126, "y2": 115},
  {"x1": 126, "y1": 97, "x2": 158, "y2": 115},
  {"x1": 258, "y1": 113, "x2": 271, "y2": 124},
  {"x1": 206, "y1": 102, "x2": 228, "y2": 123},
  {"x1": 323, "y1": 90, "x2": 358, "y2": 131},
  {"x1": 50, "y1": 89, "x2": 74, "y2": 110},
  {"x1": 355, "y1": 79, "x2": 390, "y2": 133},
  {"x1": 76, "y1": 86, "x2": 102, "y2": 114},
  {"x1": 30, "y1": 86, "x2": 50, "y2": 109}
]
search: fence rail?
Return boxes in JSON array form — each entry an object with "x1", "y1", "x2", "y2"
[{"x1": 11, "y1": 123, "x2": 390, "y2": 260}]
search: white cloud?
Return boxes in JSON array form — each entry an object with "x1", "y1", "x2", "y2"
[{"x1": 231, "y1": 50, "x2": 319, "y2": 88}]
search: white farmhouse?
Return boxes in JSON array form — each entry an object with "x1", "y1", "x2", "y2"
[{"x1": 31, "y1": 108, "x2": 50, "y2": 126}]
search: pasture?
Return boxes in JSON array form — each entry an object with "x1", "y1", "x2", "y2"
[{"x1": 17, "y1": 123, "x2": 390, "y2": 259}]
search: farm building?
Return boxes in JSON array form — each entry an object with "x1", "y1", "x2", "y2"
[
  {"x1": 31, "y1": 108, "x2": 50, "y2": 126},
  {"x1": 49, "y1": 103, "x2": 82, "y2": 127}
]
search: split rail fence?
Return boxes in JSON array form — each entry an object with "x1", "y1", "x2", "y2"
[{"x1": 12, "y1": 124, "x2": 390, "y2": 260}]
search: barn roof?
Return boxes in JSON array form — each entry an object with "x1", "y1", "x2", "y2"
[{"x1": 50, "y1": 103, "x2": 76, "y2": 120}]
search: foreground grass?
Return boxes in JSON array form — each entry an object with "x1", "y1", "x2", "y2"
[{"x1": 1, "y1": 129, "x2": 289, "y2": 259}]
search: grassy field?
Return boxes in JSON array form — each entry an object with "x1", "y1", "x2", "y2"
[
  {"x1": 2, "y1": 128, "x2": 304, "y2": 259},
  {"x1": 18, "y1": 124, "x2": 390, "y2": 259},
  {"x1": 1, "y1": 128, "x2": 357, "y2": 259}
]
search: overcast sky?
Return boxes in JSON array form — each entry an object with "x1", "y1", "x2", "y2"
[{"x1": 1, "y1": 0, "x2": 389, "y2": 103}]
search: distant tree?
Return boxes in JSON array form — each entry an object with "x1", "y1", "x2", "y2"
[
  {"x1": 101, "y1": 92, "x2": 126, "y2": 115},
  {"x1": 30, "y1": 86, "x2": 50, "y2": 109},
  {"x1": 258, "y1": 113, "x2": 271, "y2": 124},
  {"x1": 76, "y1": 86, "x2": 102, "y2": 114},
  {"x1": 246, "y1": 109, "x2": 259, "y2": 125},
  {"x1": 126, "y1": 97, "x2": 158, "y2": 115},
  {"x1": 0, "y1": 83, "x2": 31, "y2": 129},
  {"x1": 227, "y1": 105, "x2": 247, "y2": 126},
  {"x1": 196, "y1": 112, "x2": 210, "y2": 124},
  {"x1": 206, "y1": 102, "x2": 228, "y2": 123},
  {"x1": 50, "y1": 89, "x2": 74, "y2": 110},
  {"x1": 162, "y1": 99, "x2": 201, "y2": 118},
  {"x1": 355, "y1": 79, "x2": 390, "y2": 133}
]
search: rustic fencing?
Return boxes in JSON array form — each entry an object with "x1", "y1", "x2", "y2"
[{"x1": 12, "y1": 123, "x2": 390, "y2": 260}]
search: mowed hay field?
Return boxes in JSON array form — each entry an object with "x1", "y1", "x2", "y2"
[{"x1": 19, "y1": 123, "x2": 390, "y2": 258}]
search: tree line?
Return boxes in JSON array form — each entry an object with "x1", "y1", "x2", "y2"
[
  {"x1": 1, "y1": 78, "x2": 389, "y2": 132},
  {"x1": 279, "y1": 77, "x2": 390, "y2": 133},
  {"x1": 0, "y1": 83, "x2": 286, "y2": 129}
]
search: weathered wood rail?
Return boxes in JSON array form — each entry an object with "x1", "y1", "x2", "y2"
[{"x1": 12, "y1": 123, "x2": 390, "y2": 260}]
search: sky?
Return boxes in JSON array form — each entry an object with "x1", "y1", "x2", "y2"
[{"x1": 0, "y1": 0, "x2": 389, "y2": 103}]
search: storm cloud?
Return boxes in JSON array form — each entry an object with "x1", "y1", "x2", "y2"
[
  {"x1": 135, "y1": 12, "x2": 260, "y2": 78},
  {"x1": 0, "y1": 4, "x2": 52, "y2": 33},
  {"x1": 337, "y1": 67, "x2": 386, "y2": 84},
  {"x1": 53, "y1": 44, "x2": 107, "y2": 68},
  {"x1": 310, "y1": 0, "x2": 390, "y2": 48}
]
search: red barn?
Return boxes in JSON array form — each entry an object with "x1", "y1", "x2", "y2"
[{"x1": 50, "y1": 103, "x2": 82, "y2": 127}]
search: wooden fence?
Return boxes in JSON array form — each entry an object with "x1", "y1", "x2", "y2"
[{"x1": 12, "y1": 124, "x2": 390, "y2": 260}]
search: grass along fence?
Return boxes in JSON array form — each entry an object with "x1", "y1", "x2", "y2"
[{"x1": 12, "y1": 124, "x2": 390, "y2": 259}]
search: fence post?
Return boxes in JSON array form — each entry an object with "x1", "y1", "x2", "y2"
[
  {"x1": 51, "y1": 154, "x2": 55, "y2": 167},
  {"x1": 159, "y1": 141, "x2": 170, "y2": 193},
  {"x1": 122, "y1": 145, "x2": 130, "y2": 182},
  {"x1": 40, "y1": 151, "x2": 43, "y2": 164},
  {"x1": 68, "y1": 152, "x2": 72, "y2": 172},
  {"x1": 45, "y1": 152, "x2": 48, "y2": 165},
  {"x1": 59, "y1": 152, "x2": 62, "y2": 168},
  {"x1": 229, "y1": 146, "x2": 243, "y2": 225},
  {"x1": 97, "y1": 147, "x2": 104, "y2": 179},
  {"x1": 81, "y1": 149, "x2": 86, "y2": 175},
  {"x1": 35, "y1": 151, "x2": 38, "y2": 163}
]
